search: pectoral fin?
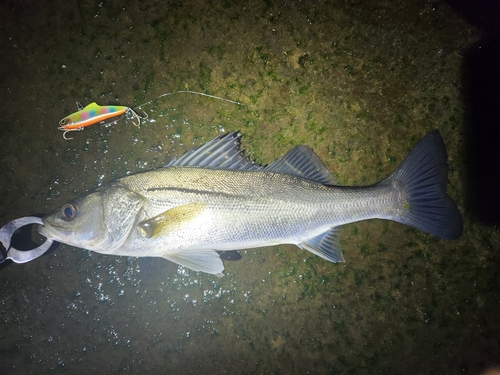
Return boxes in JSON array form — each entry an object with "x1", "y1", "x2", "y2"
[
  {"x1": 162, "y1": 249, "x2": 224, "y2": 277},
  {"x1": 138, "y1": 202, "x2": 207, "y2": 238}
]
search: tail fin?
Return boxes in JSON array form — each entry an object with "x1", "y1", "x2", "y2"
[{"x1": 386, "y1": 130, "x2": 463, "y2": 239}]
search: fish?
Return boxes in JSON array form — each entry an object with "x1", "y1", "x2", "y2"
[
  {"x1": 58, "y1": 102, "x2": 146, "y2": 140},
  {"x1": 38, "y1": 130, "x2": 463, "y2": 277}
]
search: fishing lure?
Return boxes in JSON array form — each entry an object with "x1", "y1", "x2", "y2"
[
  {"x1": 58, "y1": 91, "x2": 242, "y2": 140},
  {"x1": 58, "y1": 102, "x2": 146, "y2": 140}
]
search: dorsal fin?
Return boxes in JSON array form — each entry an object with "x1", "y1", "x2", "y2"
[
  {"x1": 82, "y1": 102, "x2": 99, "y2": 110},
  {"x1": 165, "y1": 132, "x2": 336, "y2": 185},
  {"x1": 265, "y1": 145, "x2": 337, "y2": 185},
  {"x1": 165, "y1": 131, "x2": 262, "y2": 171}
]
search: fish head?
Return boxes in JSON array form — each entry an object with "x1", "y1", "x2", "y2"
[
  {"x1": 38, "y1": 185, "x2": 145, "y2": 252},
  {"x1": 38, "y1": 191, "x2": 108, "y2": 250}
]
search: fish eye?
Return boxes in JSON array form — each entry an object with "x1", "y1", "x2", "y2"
[
  {"x1": 61, "y1": 202, "x2": 78, "y2": 221},
  {"x1": 59, "y1": 119, "x2": 66, "y2": 125}
]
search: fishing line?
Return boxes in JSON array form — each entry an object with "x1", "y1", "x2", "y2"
[{"x1": 135, "y1": 90, "x2": 244, "y2": 111}]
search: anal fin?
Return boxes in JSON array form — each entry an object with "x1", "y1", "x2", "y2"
[{"x1": 298, "y1": 227, "x2": 345, "y2": 263}]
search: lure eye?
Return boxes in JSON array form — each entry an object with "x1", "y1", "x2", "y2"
[
  {"x1": 61, "y1": 202, "x2": 78, "y2": 221},
  {"x1": 59, "y1": 118, "x2": 72, "y2": 126}
]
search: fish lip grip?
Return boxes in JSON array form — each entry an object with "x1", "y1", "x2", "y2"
[{"x1": 0, "y1": 216, "x2": 53, "y2": 264}]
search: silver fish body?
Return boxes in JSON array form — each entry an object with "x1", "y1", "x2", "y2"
[{"x1": 39, "y1": 131, "x2": 463, "y2": 276}]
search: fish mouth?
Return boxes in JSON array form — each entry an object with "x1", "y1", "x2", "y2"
[
  {"x1": 37, "y1": 223, "x2": 53, "y2": 240},
  {"x1": 37, "y1": 222, "x2": 68, "y2": 243}
]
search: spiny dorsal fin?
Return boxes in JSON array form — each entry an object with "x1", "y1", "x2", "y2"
[
  {"x1": 165, "y1": 131, "x2": 262, "y2": 171},
  {"x1": 265, "y1": 145, "x2": 337, "y2": 185}
]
